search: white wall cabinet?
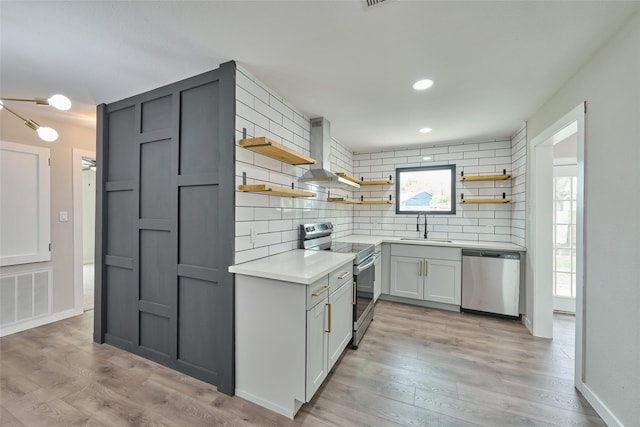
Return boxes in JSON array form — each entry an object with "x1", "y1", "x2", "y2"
[
  {"x1": 235, "y1": 261, "x2": 353, "y2": 419},
  {"x1": 389, "y1": 244, "x2": 461, "y2": 306}
]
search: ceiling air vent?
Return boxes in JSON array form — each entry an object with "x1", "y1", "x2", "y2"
[{"x1": 363, "y1": 0, "x2": 395, "y2": 10}]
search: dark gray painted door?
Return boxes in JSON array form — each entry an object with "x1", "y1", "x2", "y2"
[{"x1": 94, "y1": 62, "x2": 235, "y2": 394}]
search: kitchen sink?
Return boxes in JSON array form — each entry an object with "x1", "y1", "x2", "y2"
[{"x1": 400, "y1": 238, "x2": 453, "y2": 243}]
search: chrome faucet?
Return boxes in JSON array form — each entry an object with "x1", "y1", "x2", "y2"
[{"x1": 416, "y1": 212, "x2": 428, "y2": 239}]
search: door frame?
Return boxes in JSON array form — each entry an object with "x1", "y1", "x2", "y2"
[
  {"x1": 528, "y1": 102, "x2": 585, "y2": 391},
  {"x1": 73, "y1": 148, "x2": 96, "y2": 313}
]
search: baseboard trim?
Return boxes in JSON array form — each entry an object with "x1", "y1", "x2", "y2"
[
  {"x1": 522, "y1": 315, "x2": 533, "y2": 334},
  {"x1": 577, "y1": 382, "x2": 623, "y2": 427},
  {"x1": 235, "y1": 389, "x2": 298, "y2": 420},
  {"x1": 0, "y1": 307, "x2": 83, "y2": 337}
]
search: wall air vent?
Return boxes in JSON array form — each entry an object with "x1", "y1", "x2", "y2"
[{"x1": 363, "y1": 0, "x2": 395, "y2": 10}]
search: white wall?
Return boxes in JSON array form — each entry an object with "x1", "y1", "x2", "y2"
[
  {"x1": 234, "y1": 65, "x2": 354, "y2": 264},
  {"x1": 510, "y1": 123, "x2": 527, "y2": 247},
  {"x1": 0, "y1": 112, "x2": 95, "y2": 325},
  {"x1": 526, "y1": 11, "x2": 640, "y2": 426},
  {"x1": 351, "y1": 139, "x2": 516, "y2": 242}
]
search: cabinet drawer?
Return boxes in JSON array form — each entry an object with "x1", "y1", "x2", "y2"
[
  {"x1": 307, "y1": 275, "x2": 330, "y2": 309},
  {"x1": 391, "y1": 244, "x2": 461, "y2": 261},
  {"x1": 329, "y1": 262, "x2": 353, "y2": 288}
]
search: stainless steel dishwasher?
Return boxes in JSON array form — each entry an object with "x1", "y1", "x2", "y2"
[{"x1": 461, "y1": 250, "x2": 520, "y2": 317}]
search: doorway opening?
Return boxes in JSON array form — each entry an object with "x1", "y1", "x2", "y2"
[
  {"x1": 552, "y1": 132, "x2": 578, "y2": 313},
  {"x1": 73, "y1": 149, "x2": 97, "y2": 314},
  {"x1": 529, "y1": 102, "x2": 585, "y2": 393},
  {"x1": 81, "y1": 157, "x2": 96, "y2": 311}
]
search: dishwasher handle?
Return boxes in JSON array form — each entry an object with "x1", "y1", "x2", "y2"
[{"x1": 462, "y1": 249, "x2": 520, "y2": 260}]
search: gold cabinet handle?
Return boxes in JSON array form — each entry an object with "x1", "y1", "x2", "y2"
[
  {"x1": 419, "y1": 260, "x2": 422, "y2": 276},
  {"x1": 424, "y1": 260, "x2": 428, "y2": 275},
  {"x1": 312, "y1": 286, "x2": 329, "y2": 297},
  {"x1": 352, "y1": 281, "x2": 357, "y2": 305},
  {"x1": 325, "y1": 303, "x2": 332, "y2": 333},
  {"x1": 338, "y1": 271, "x2": 350, "y2": 280}
]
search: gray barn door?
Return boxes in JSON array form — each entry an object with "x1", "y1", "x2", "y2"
[{"x1": 94, "y1": 62, "x2": 235, "y2": 394}]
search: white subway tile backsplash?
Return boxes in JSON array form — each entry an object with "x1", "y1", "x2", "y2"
[
  {"x1": 268, "y1": 219, "x2": 294, "y2": 233},
  {"x1": 236, "y1": 86, "x2": 254, "y2": 108},
  {"x1": 421, "y1": 146, "x2": 450, "y2": 155},
  {"x1": 283, "y1": 117, "x2": 305, "y2": 138},
  {"x1": 254, "y1": 231, "x2": 282, "y2": 247},
  {"x1": 481, "y1": 140, "x2": 511, "y2": 150},
  {"x1": 269, "y1": 120, "x2": 294, "y2": 142},
  {"x1": 237, "y1": 101, "x2": 269, "y2": 129},
  {"x1": 236, "y1": 192, "x2": 270, "y2": 208},
  {"x1": 479, "y1": 156, "x2": 511, "y2": 165},
  {"x1": 449, "y1": 143, "x2": 479, "y2": 153},
  {"x1": 464, "y1": 150, "x2": 495, "y2": 159},
  {"x1": 235, "y1": 247, "x2": 269, "y2": 264},
  {"x1": 370, "y1": 151, "x2": 396, "y2": 159},
  {"x1": 236, "y1": 236, "x2": 253, "y2": 251},
  {"x1": 235, "y1": 207, "x2": 254, "y2": 222},
  {"x1": 434, "y1": 152, "x2": 464, "y2": 161},
  {"x1": 269, "y1": 95, "x2": 294, "y2": 120},
  {"x1": 255, "y1": 99, "x2": 283, "y2": 124},
  {"x1": 236, "y1": 220, "x2": 269, "y2": 237},
  {"x1": 236, "y1": 68, "x2": 269, "y2": 104},
  {"x1": 268, "y1": 241, "x2": 296, "y2": 256},
  {"x1": 253, "y1": 207, "x2": 282, "y2": 220}
]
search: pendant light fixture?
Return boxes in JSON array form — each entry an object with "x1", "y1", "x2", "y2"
[{"x1": 0, "y1": 94, "x2": 72, "y2": 142}]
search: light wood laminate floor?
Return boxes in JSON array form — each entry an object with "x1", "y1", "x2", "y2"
[{"x1": 0, "y1": 301, "x2": 603, "y2": 426}]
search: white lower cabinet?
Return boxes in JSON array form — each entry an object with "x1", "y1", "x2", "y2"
[
  {"x1": 235, "y1": 261, "x2": 353, "y2": 419},
  {"x1": 389, "y1": 244, "x2": 461, "y2": 305},
  {"x1": 307, "y1": 271, "x2": 353, "y2": 399},
  {"x1": 327, "y1": 278, "x2": 353, "y2": 368},
  {"x1": 306, "y1": 296, "x2": 328, "y2": 399}
]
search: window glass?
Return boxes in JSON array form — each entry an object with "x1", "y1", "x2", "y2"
[{"x1": 395, "y1": 165, "x2": 456, "y2": 214}]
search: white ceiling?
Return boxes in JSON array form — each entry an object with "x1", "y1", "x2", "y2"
[{"x1": 1, "y1": 1, "x2": 638, "y2": 152}]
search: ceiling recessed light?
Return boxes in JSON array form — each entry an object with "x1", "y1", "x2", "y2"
[
  {"x1": 419, "y1": 127, "x2": 432, "y2": 133},
  {"x1": 412, "y1": 79, "x2": 434, "y2": 91}
]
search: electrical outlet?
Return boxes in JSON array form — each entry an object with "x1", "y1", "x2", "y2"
[{"x1": 59, "y1": 211, "x2": 68, "y2": 222}]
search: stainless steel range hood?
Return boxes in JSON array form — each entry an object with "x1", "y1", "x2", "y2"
[{"x1": 299, "y1": 117, "x2": 360, "y2": 188}]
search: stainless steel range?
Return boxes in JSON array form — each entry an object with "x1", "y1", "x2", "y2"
[{"x1": 300, "y1": 223, "x2": 375, "y2": 348}]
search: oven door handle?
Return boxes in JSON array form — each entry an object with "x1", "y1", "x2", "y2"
[{"x1": 354, "y1": 255, "x2": 376, "y2": 275}]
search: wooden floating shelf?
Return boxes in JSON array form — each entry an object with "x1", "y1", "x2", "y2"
[
  {"x1": 327, "y1": 197, "x2": 393, "y2": 205},
  {"x1": 335, "y1": 173, "x2": 394, "y2": 186},
  {"x1": 239, "y1": 184, "x2": 315, "y2": 198},
  {"x1": 327, "y1": 197, "x2": 362, "y2": 204},
  {"x1": 361, "y1": 199, "x2": 393, "y2": 205},
  {"x1": 334, "y1": 172, "x2": 361, "y2": 185},
  {"x1": 239, "y1": 137, "x2": 316, "y2": 165},
  {"x1": 359, "y1": 179, "x2": 394, "y2": 186},
  {"x1": 459, "y1": 198, "x2": 512, "y2": 204},
  {"x1": 460, "y1": 173, "x2": 512, "y2": 182}
]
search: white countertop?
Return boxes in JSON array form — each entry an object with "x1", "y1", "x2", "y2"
[
  {"x1": 229, "y1": 249, "x2": 354, "y2": 284},
  {"x1": 334, "y1": 234, "x2": 526, "y2": 252},
  {"x1": 229, "y1": 236, "x2": 524, "y2": 284}
]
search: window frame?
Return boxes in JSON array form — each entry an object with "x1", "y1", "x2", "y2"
[{"x1": 395, "y1": 164, "x2": 456, "y2": 215}]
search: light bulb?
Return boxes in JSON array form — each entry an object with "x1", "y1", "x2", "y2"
[
  {"x1": 412, "y1": 79, "x2": 434, "y2": 91},
  {"x1": 37, "y1": 126, "x2": 58, "y2": 142},
  {"x1": 48, "y1": 94, "x2": 71, "y2": 111}
]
